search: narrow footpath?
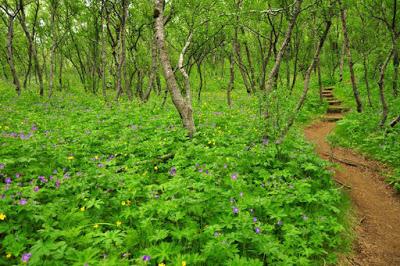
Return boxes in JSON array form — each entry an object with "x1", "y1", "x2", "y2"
[{"x1": 304, "y1": 87, "x2": 400, "y2": 266}]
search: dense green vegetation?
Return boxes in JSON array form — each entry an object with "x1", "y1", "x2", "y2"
[
  {"x1": 0, "y1": 80, "x2": 350, "y2": 265},
  {"x1": 1, "y1": 0, "x2": 399, "y2": 265}
]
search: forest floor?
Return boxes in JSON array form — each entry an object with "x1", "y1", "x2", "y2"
[{"x1": 304, "y1": 88, "x2": 400, "y2": 266}]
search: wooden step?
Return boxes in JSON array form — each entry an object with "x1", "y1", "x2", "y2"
[
  {"x1": 323, "y1": 95, "x2": 336, "y2": 100},
  {"x1": 324, "y1": 86, "x2": 334, "y2": 91},
  {"x1": 322, "y1": 92, "x2": 334, "y2": 97},
  {"x1": 327, "y1": 100, "x2": 342, "y2": 106},
  {"x1": 327, "y1": 106, "x2": 350, "y2": 114},
  {"x1": 322, "y1": 114, "x2": 342, "y2": 122},
  {"x1": 322, "y1": 90, "x2": 334, "y2": 94}
]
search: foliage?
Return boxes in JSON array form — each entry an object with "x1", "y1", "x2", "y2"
[{"x1": 0, "y1": 81, "x2": 349, "y2": 265}]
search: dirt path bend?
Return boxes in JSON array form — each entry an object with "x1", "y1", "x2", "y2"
[{"x1": 304, "y1": 87, "x2": 400, "y2": 266}]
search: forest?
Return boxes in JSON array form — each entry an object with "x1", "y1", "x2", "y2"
[{"x1": 0, "y1": 0, "x2": 399, "y2": 265}]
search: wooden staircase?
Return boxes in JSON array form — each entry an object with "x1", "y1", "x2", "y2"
[{"x1": 321, "y1": 87, "x2": 348, "y2": 122}]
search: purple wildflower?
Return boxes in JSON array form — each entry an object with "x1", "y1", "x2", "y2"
[
  {"x1": 97, "y1": 163, "x2": 104, "y2": 168},
  {"x1": 84, "y1": 263, "x2": 89, "y2": 266},
  {"x1": 38, "y1": 176, "x2": 48, "y2": 183},
  {"x1": 262, "y1": 136, "x2": 269, "y2": 145},
  {"x1": 0, "y1": 163, "x2": 4, "y2": 169},
  {"x1": 21, "y1": 253, "x2": 32, "y2": 263},
  {"x1": 49, "y1": 175, "x2": 54, "y2": 180},
  {"x1": 31, "y1": 125, "x2": 38, "y2": 131},
  {"x1": 19, "y1": 199, "x2": 28, "y2": 205},
  {"x1": 231, "y1": 173, "x2": 238, "y2": 180},
  {"x1": 5, "y1": 177, "x2": 12, "y2": 184},
  {"x1": 169, "y1": 167, "x2": 177, "y2": 176},
  {"x1": 142, "y1": 255, "x2": 151, "y2": 262},
  {"x1": 255, "y1": 227, "x2": 261, "y2": 234},
  {"x1": 233, "y1": 207, "x2": 239, "y2": 214},
  {"x1": 15, "y1": 173, "x2": 21, "y2": 178},
  {"x1": 55, "y1": 180, "x2": 61, "y2": 189},
  {"x1": 223, "y1": 164, "x2": 228, "y2": 169},
  {"x1": 63, "y1": 173, "x2": 70, "y2": 179},
  {"x1": 253, "y1": 217, "x2": 257, "y2": 223},
  {"x1": 52, "y1": 169, "x2": 58, "y2": 174},
  {"x1": 33, "y1": 186, "x2": 40, "y2": 192},
  {"x1": 214, "y1": 232, "x2": 220, "y2": 237},
  {"x1": 198, "y1": 168, "x2": 203, "y2": 173},
  {"x1": 277, "y1": 220, "x2": 283, "y2": 226}
]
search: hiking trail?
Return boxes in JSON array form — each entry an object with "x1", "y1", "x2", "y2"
[{"x1": 304, "y1": 87, "x2": 400, "y2": 266}]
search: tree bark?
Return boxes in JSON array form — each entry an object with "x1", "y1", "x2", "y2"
[
  {"x1": 5, "y1": 13, "x2": 21, "y2": 96},
  {"x1": 339, "y1": 3, "x2": 363, "y2": 113},
  {"x1": 227, "y1": 53, "x2": 235, "y2": 107},
  {"x1": 276, "y1": 19, "x2": 331, "y2": 144},
  {"x1": 265, "y1": 0, "x2": 303, "y2": 92},
  {"x1": 115, "y1": 0, "x2": 129, "y2": 101},
  {"x1": 363, "y1": 55, "x2": 372, "y2": 107},
  {"x1": 154, "y1": 0, "x2": 196, "y2": 138},
  {"x1": 49, "y1": 1, "x2": 58, "y2": 98},
  {"x1": 378, "y1": 48, "x2": 394, "y2": 127}
]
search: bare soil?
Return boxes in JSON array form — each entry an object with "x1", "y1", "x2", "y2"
[{"x1": 304, "y1": 90, "x2": 400, "y2": 266}]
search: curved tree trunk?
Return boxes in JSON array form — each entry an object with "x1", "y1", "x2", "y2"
[
  {"x1": 339, "y1": 3, "x2": 363, "y2": 113},
  {"x1": 6, "y1": 15, "x2": 21, "y2": 96},
  {"x1": 154, "y1": 0, "x2": 196, "y2": 138},
  {"x1": 378, "y1": 48, "x2": 394, "y2": 127}
]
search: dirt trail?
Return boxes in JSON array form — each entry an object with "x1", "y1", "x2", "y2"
[{"x1": 304, "y1": 87, "x2": 400, "y2": 266}]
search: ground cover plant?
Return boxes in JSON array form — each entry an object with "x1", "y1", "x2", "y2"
[{"x1": 0, "y1": 82, "x2": 349, "y2": 265}]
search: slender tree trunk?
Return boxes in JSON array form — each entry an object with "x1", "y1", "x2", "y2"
[
  {"x1": 339, "y1": 40, "x2": 345, "y2": 82},
  {"x1": 277, "y1": 19, "x2": 331, "y2": 144},
  {"x1": 339, "y1": 3, "x2": 363, "y2": 113},
  {"x1": 143, "y1": 33, "x2": 158, "y2": 102},
  {"x1": 363, "y1": 55, "x2": 372, "y2": 107},
  {"x1": 378, "y1": 48, "x2": 394, "y2": 127},
  {"x1": 197, "y1": 61, "x2": 203, "y2": 102},
  {"x1": 58, "y1": 53, "x2": 63, "y2": 90},
  {"x1": 393, "y1": 46, "x2": 399, "y2": 97},
  {"x1": 100, "y1": 0, "x2": 107, "y2": 100},
  {"x1": 265, "y1": 0, "x2": 303, "y2": 92},
  {"x1": 317, "y1": 58, "x2": 323, "y2": 102},
  {"x1": 6, "y1": 15, "x2": 21, "y2": 96},
  {"x1": 227, "y1": 53, "x2": 235, "y2": 107},
  {"x1": 234, "y1": 29, "x2": 252, "y2": 94},
  {"x1": 49, "y1": 1, "x2": 58, "y2": 98},
  {"x1": 115, "y1": 0, "x2": 129, "y2": 101},
  {"x1": 154, "y1": 0, "x2": 196, "y2": 137},
  {"x1": 390, "y1": 115, "x2": 400, "y2": 127}
]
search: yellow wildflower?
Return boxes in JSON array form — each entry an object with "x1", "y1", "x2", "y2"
[
  {"x1": 93, "y1": 224, "x2": 99, "y2": 229},
  {"x1": 6, "y1": 253, "x2": 11, "y2": 259},
  {"x1": 154, "y1": 166, "x2": 158, "y2": 171},
  {"x1": 95, "y1": 155, "x2": 99, "y2": 160},
  {"x1": 126, "y1": 200, "x2": 132, "y2": 206},
  {"x1": 182, "y1": 261, "x2": 187, "y2": 266},
  {"x1": 67, "y1": 156, "x2": 74, "y2": 160},
  {"x1": 0, "y1": 213, "x2": 6, "y2": 220},
  {"x1": 158, "y1": 263, "x2": 166, "y2": 266},
  {"x1": 116, "y1": 221, "x2": 122, "y2": 226},
  {"x1": 121, "y1": 201, "x2": 126, "y2": 206},
  {"x1": 80, "y1": 207, "x2": 86, "y2": 212}
]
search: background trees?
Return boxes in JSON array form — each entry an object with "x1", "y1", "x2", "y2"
[{"x1": 0, "y1": 0, "x2": 399, "y2": 136}]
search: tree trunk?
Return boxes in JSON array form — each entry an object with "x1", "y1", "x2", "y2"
[
  {"x1": 227, "y1": 53, "x2": 235, "y2": 107},
  {"x1": 393, "y1": 46, "x2": 399, "y2": 97},
  {"x1": 339, "y1": 40, "x2": 345, "y2": 82},
  {"x1": 234, "y1": 29, "x2": 252, "y2": 94},
  {"x1": 154, "y1": 0, "x2": 196, "y2": 138},
  {"x1": 115, "y1": 0, "x2": 129, "y2": 101},
  {"x1": 265, "y1": 0, "x2": 303, "y2": 92},
  {"x1": 197, "y1": 61, "x2": 203, "y2": 102},
  {"x1": 143, "y1": 33, "x2": 158, "y2": 102},
  {"x1": 363, "y1": 56, "x2": 372, "y2": 107},
  {"x1": 378, "y1": 49, "x2": 393, "y2": 127},
  {"x1": 6, "y1": 15, "x2": 21, "y2": 96},
  {"x1": 339, "y1": 3, "x2": 363, "y2": 113},
  {"x1": 276, "y1": 19, "x2": 331, "y2": 144},
  {"x1": 317, "y1": 58, "x2": 323, "y2": 102},
  {"x1": 49, "y1": 1, "x2": 58, "y2": 98}
]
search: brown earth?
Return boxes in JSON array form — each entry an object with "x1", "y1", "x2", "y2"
[{"x1": 304, "y1": 88, "x2": 400, "y2": 266}]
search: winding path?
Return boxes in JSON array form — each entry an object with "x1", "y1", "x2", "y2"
[{"x1": 304, "y1": 87, "x2": 400, "y2": 266}]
